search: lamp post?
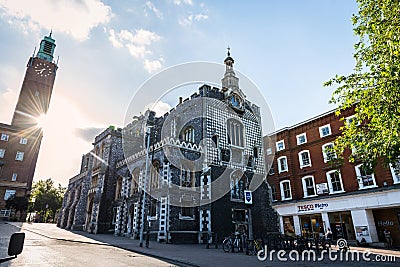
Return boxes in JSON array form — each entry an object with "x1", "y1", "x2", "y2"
[{"x1": 139, "y1": 125, "x2": 152, "y2": 247}]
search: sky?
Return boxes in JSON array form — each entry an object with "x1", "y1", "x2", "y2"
[{"x1": 0, "y1": 0, "x2": 358, "y2": 187}]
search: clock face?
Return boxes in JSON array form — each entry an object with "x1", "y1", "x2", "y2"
[
  {"x1": 231, "y1": 94, "x2": 242, "y2": 108},
  {"x1": 34, "y1": 62, "x2": 52, "y2": 77}
]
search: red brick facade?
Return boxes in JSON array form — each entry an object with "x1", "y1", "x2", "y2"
[{"x1": 265, "y1": 108, "x2": 400, "y2": 246}]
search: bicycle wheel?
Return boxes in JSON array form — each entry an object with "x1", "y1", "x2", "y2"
[
  {"x1": 233, "y1": 239, "x2": 242, "y2": 253},
  {"x1": 222, "y1": 239, "x2": 232, "y2": 252}
]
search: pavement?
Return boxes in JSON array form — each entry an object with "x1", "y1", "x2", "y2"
[{"x1": 3, "y1": 222, "x2": 400, "y2": 267}]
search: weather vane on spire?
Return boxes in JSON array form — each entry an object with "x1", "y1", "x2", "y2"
[{"x1": 227, "y1": 46, "x2": 230, "y2": 56}]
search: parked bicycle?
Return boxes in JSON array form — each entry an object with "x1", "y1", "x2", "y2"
[{"x1": 222, "y1": 232, "x2": 243, "y2": 252}]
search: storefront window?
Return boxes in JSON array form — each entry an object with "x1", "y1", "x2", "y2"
[
  {"x1": 373, "y1": 208, "x2": 400, "y2": 246},
  {"x1": 328, "y1": 211, "x2": 355, "y2": 240},
  {"x1": 299, "y1": 214, "x2": 324, "y2": 238},
  {"x1": 283, "y1": 216, "x2": 295, "y2": 237}
]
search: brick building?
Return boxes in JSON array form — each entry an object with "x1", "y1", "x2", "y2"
[
  {"x1": 58, "y1": 51, "x2": 279, "y2": 242},
  {"x1": 266, "y1": 108, "x2": 400, "y2": 247},
  {"x1": 0, "y1": 33, "x2": 58, "y2": 215}
]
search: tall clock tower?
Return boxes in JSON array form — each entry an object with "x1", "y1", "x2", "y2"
[
  {"x1": 11, "y1": 32, "x2": 58, "y2": 128},
  {"x1": 0, "y1": 33, "x2": 58, "y2": 214}
]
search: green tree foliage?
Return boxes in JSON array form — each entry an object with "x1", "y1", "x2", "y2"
[
  {"x1": 325, "y1": 0, "x2": 400, "y2": 168},
  {"x1": 31, "y1": 178, "x2": 66, "y2": 222}
]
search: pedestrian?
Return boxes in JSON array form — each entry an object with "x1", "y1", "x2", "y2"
[{"x1": 384, "y1": 229, "x2": 393, "y2": 248}]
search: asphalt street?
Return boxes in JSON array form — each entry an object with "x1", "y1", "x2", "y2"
[
  {"x1": 0, "y1": 222, "x2": 176, "y2": 267},
  {"x1": 1, "y1": 222, "x2": 400, "y2": 267}
]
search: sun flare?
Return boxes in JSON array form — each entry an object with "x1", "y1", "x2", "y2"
[{"x1": 35, "y1": 114, "x2": 48, "y2": 130}]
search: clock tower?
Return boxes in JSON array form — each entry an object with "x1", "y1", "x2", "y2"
[
  {"x1": 11, "y1": 32, "x2": 58, "y2": 128},
  {"x1": 0, "y1": 33, "x2": 58, "y2": 213}
]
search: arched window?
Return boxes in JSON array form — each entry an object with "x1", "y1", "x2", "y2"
[
  {"x1": 150, "y1": 161, "x2": 160, "y2": 190},
  {"x1": 227, "y1": 118, "x2": 244, "y2": 147},
  {"x1": 253, "y1": 146, "x2": 259, "y2": 158},
  {"x1": 131, "y1": 169, "x2": 139, "y2": 195},
  {"x1": 115, "y1": 176, "x2": 123, "y2": 201},
  {"x1": 212, "y1": 135, "x2": 219, "y2": 148},
  {"x1": 183, "y1": 126, "x2": 195, "y2": 143},
  {"x1": 230, "y1": 170, "x2": 245, "y2": 200},
  {"x1": 180, "y1": 168, "x2": 195, "y2": 187}
]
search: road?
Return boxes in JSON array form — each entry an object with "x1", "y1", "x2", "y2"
[
  {"x1": 0, "y1": 222, "x2": 176, "y2": 267},
  {"x1": 1, "y1": 222, "x2": 399, "y2": 267}
]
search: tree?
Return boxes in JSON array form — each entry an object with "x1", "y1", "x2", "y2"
[
  {"x1": 6, "y1": 195, "x2": 29, "y2": 221},
  {"x1": 31, "y1": 178, "x2": 65, "y2": 223},
  {"x1": 325, "y1": 0, "x2": 400, "y2": 168}
]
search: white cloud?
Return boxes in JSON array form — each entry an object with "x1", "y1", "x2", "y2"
[
  {"x1": 107, "y1": 28, "x2": 163, "y2": 71},
  {"x1": 144, "y1": 101, "x2": 171, "y2": 116},
  {"x1": 173, "y1": 0, "x2": 193, "y2": 5},
  {"x1": 108, "y1": 29, "x2": 123, "y2": 48},
  {"x1": 0, "y1": 87, "x2": 19, "y2": 123},
  {"x1": 145, "y1": 1, "x2": 163, "y2": 19},
  {"x1": 118, "y1": 29, "x2": 161, "y2": 46},
  {"x1": 179, "y1": 13, "x2": 208, "y2": 26},
  {"x1": 144, "y1": 58, "x2": 164, "y2": 73},
  {"x1": 0, "y1": 0, "x2": 112, "y2": 41}
]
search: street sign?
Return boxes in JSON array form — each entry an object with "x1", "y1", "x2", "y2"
[{"x1": 244, "y1": 190, "x2": 252, "y2": 204}]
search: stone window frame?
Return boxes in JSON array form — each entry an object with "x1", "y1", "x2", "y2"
[
  {"x1": 298, "y1": 150, "x2": 312, "y2": 169},
  {"x1": 301, "y1": 175, "x2": 317, "y2": 198},
  {"x1": 280, "y1": 180, "x2": 292, "y2": 201},
  {"x1": 355, "y1": 164, "x2": 377, "y2": 190},
  {"x1": 183, "y1": 126, "x2": 195, "y2": 143},
  {"x1": 277, "y1": 156, "x2": 288, "y2": 173},
  {"x1": 230, "y1": 170, "x2": 245, "y2": 202},
  {"x1": 1, "y1": 133, "x2": 9, "y2": 142},
  {"x1": 389, "y1": 161, "x2": 400, "y2": 184},
  {"x1": 180, "y1": 168, "x2": 196, "y2": 188},
  {"x1": 296, "y1": 133, "x2": 307, "y2": 145},
  {"x1": 319, "y1": 124, "x2": 332, "y2": 138},
  {"x1": 15, "y1": 151, "x2": 24, "y2": 161},
  {"x1": 227, "y1": 118, "x2": 245, "y2": 148},
  {"x1": 276, "y1": 140, "x2": 285, "y2": 151},
  {"x1": 326, "y1": 169, "x2": 345, "y2": 194},
  {"x1": 322, "y1": 142, "x2": 336, "y2": 163}
]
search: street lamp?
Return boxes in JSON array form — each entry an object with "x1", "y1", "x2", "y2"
[{"x1": 139, "y1": 125, "x2": 152, "y2": 247}]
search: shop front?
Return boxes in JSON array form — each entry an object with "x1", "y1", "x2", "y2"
[
  {"x1": 299, "y1": 214, "x2": 324, "y2": 238},
  {"x1": 373, "y1": 208, "x2": 400, "y2": 247},
  {"x1": 273, "y1": 189, "x2": 400, "y2": 245},
  {"x1": 328, "y1": 211, "x2": 356, "y2": 241}
]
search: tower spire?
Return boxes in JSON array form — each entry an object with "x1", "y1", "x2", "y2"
[
  {"x1": 36, "y1": 32, "x2": 56, "y2": 63},
  {"x1": 221, "y1": 47, "x2": 245, "y2": 100}
]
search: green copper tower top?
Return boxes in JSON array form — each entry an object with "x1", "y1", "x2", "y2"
[{"x1": 36, "y1": 31, "x2": 56, "y2": 62}]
